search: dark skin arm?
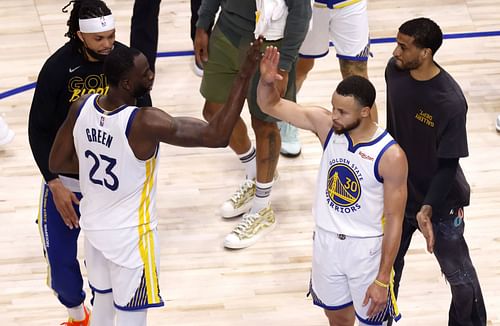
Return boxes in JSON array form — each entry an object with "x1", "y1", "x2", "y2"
[
  {"x1": 48, "y1": 95, "x2": 89, "y2": 229},
  {"x1": 129, "y1": 39, "x2": 263, "y2": 160}
]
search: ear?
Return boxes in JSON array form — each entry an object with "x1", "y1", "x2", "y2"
[
  {"x1": 360, "y1": 106, "x2": 371, "y2": 118},
  {"x1": 76, "y1": 31, "x2": 85, "y2": 43},
  {"x1": 120, "y1": 79, "x2": 131, "y2": 91}
]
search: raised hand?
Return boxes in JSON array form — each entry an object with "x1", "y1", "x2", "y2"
[
  {"x1": 240, "y1": 37, "x2": 264, "y2": 77},
  {"x1": 260, "y1": 46, "x2": 283, "y2": 85}
]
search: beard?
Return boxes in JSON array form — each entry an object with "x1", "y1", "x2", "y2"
[
  {"x1": 394, "y1": 57, "x2": 421, "y2": 71},
  {"x1": 82, "y1": 40, "x2": 114, "y2": 62},
  {"x1": 132, "y1": 85, "x2": 150, "y2": 99},
  {"x1": 333, "y1": 118, "x2": 361, "y2": 135}
]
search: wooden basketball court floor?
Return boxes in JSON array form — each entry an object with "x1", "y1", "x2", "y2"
[{"x1": 0, "y1": 0, "x2": 499, "y2": 325}]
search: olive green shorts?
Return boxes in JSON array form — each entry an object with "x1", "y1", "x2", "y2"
[{"x1": 200, "y1": 26, "x2": 297, "y2": 122}]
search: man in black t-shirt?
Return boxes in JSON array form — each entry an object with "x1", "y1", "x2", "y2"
[{"x1": 385, "y1": 18, "x2": 486, "y2": 325}]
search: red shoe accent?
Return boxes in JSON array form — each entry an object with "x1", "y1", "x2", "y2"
[{"x1": 60, "y1": 305, "x2": 90, "y2": 326}]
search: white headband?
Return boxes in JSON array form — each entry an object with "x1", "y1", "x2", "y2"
[{"x1": 79, "y1": 15, "x2": 115, "y2": 33}]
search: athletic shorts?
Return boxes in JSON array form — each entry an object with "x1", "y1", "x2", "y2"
[
  {"x1": 200, "y1": 25, "x2": 296, "y2": 122},
  {"x1": 299, "y1": 0, "x2": 370, "y2": 61},
  {"x1": 85, "y1": 229, "x2": 163, "y2": 311},
  {"x1": 309, "y1": 227, "x2": 401, "y2": 325}
]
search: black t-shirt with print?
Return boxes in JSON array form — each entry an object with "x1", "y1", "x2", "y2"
[
  {"x1": 28, "y1": 41, "x2": 128, "y2": 182},
  {"x1": 385, "y1": 57, "x2": 470, "y2": 214}
]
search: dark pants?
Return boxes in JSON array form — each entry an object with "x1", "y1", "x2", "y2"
[
  {"x1": 389, "y1": 209, "x2": 487, "y2": 326},
  {"x1": 38, "y1": 184, "x2": 85, "y2": 308},
  {"x1": 130, "y1": 0, "x2": 161, "y2": 107}
]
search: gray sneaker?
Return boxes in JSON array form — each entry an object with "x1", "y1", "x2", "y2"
[
  {"x1": 278, "y1": 121, "x2": 301, "y2": 157},
  {"x1": 0, "y1": 116, "x2": 14, "y2": 146},
  {"x1": 496, "y1": 114, "x2": 500, "y2": 132}
]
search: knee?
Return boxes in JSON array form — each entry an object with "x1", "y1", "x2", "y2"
[{"x1": 339, "y1": 59, "x2": 368, "y2": 79}]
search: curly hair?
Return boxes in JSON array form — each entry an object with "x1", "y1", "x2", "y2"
[{"x1": 62, "y1": 0, "x2": 112, "y2": 48}]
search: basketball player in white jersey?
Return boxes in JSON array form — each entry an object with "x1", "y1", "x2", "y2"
[
  {"x1": 48, "y1": 41, "x2": 262, "y2": 325},
  {"x1": 257, "y1": 46, "x2": 408, "y2": 326}
]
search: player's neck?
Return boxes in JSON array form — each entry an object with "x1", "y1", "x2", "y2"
[
  {"x1": 410, "y1": 60, "x2": 440, "y2": 81},
  {"x1": 97, "y1": 91, "x2": 135, "y2": 112},
  {"x1": 347, "y1": 121, "x2": 378, "y2": 145}
]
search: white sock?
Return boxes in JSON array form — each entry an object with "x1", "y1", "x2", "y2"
[
  {"x1": 238, "y1": 146, "x2": 256, "y2": 180},
  {"x1": 67, "y1": 304, "x2": 85, "y2": 321},
  {"x1": 90, "y1": 292, "x2": 115, "y2": 326},
  {"x1": 116, "y1": 308, "x2": 147, "y2": 326},
  {"x1": 251, "y1": 180, "x2": 273, "y2": 213}
]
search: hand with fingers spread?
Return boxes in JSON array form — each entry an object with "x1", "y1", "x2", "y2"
[
  {"x1": 260, "y1": 46, "x2": 284, "y2": 85},
  {"x1": 363, "y1": 281, "x2": 389, "y2": 318},
  {"x1": 240, "y1": 37, "x2": 264, "y2": 77},
  {"x1": 417, "y1": 205, "x2": 434, "y2": 253},
  {"x1": 48, "y1": 178, "x2": 80, "y2": 229}
]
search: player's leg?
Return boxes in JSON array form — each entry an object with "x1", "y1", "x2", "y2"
[
  {"x1": 37, "y1": 183, "x2": 87, "y2": 322},
  {"x1": 310, "y1": 228, "x2": 355, "y2": 325},
  {"x1": 200, "y1": 26, "x2": 257, "y2": 218},
  {"x1": 432, "y1": 209, "x2": 487, "y2": 325},
  {"x1": 84, "y1": 237, "x2": 114, "y2": 326},
  {"x1": 330, "y1": 0, "x2": 377, "y2": 122},
  {"x1": 113, "y1": 229, "x2": 163, "y2": 325},
  {"x1": 385, "y1": 214, "x2": 418, "y2": 326},
  {"x1": 348, "y1": 236, "x2": 400, "y2": 326}
]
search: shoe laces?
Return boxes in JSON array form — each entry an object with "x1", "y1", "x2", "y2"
[
  {"x1": 230, "y1": 180, "x2": 255, "y2": 203},
  {"x1": 232, "y1": 213, "x2": 259, "y2": 236}
]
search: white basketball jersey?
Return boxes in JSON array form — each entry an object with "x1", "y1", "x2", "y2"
[
  {"x1": 73, "y1": 94, "x2": 159, "y2": 268},
  {"x1": 313, "y1": 127, "x2": 396, "y2": 237}
]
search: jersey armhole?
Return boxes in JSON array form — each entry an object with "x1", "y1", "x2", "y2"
[
  {"x1": 125, "y1": 108, "x2": 139, "y2": 137},
  {"x1": 374, "y1": 140, "x2": 397, "y2": 183}
]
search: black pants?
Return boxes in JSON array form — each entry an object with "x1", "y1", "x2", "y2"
[
  {"x1": 388, "y1": 210, "x2": 487, "y2": 326},
  {"x1": 130, "y1": 0, "x2": 161, "y2": 106}
]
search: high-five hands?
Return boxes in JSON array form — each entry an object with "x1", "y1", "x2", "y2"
[{"x1": 260, "y1": 46, "x2": 284, "y2": 85}]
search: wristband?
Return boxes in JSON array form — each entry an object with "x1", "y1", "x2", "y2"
[{"x1": 374, "y1": 279, "x2": 389, "y2": 288}]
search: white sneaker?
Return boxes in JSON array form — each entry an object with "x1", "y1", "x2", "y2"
[
  {"x1": 220, "y1": 179, "x2": 256, "y2": 218},
  {"x1": 223, "y1": 206, "x2": 276, "y2": 249},
  {"x1": 496, "y1": 114, "x2": 500, "y2": 132},
  {"x1": 0, "y1": 116, "x2": 14, "y2": 146},
  {"x1": 278, "y1": 121, "x2": 301, "y2": 157},
  {"x1": 193, "y1": 58, "x2": 204, "y2": 77}
]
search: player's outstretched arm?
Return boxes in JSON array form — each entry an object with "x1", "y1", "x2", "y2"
[
  {"x1": 139, "y1": 38, "x2": 263, "y2": 149},
  {"x1": 257, "y1": 46, "x2": 331, "y2": 136}
]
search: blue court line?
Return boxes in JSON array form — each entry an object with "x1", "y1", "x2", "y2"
[{"x1": 1, "y1": 29, "x2": 500, "y2": 101}]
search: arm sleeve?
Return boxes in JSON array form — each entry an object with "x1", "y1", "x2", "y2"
[
  {"x1": 28, "y1": 62, "x2": 64, "y2": 182},
  {"x1": 278, "y1": 0, "x2": 312, "y2": 72},
  {"x1": 437, "y1": 101, "x2": 469, "y2": 158},
  {"x1": 422, "y1": 158, "x2": 459, "y2": 208},
  {"x1": 196, "y1": 0, "x2": 221, "y2": 31}
]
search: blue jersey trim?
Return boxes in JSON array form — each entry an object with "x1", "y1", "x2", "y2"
[
  {"x1": 89, "y1": 283, "x2": 112, "y2": 294},
  {"x1": 125, "y1": 108, "x2": 139, "y2": 137},
  {"x1": 114, "y1": 301, "x2": 165, "y2": 311},
  {"x1": 323, "y1": 128, "x2": 335, "y2": 151},
  {"x1": 337, "y1": 54, "x2": 369, "y2": 61},
  {"x1": 346, "y1": 130, "x2": 389, "y2": 153},
  {"x1": 374, "y1": 140, "x2": 396, "y2": 183},
  {"x1": 75, "y1": 95, "x2": 94, "y2": 120},
  {"x1": 299, "y1": 50, "x2": 329, "y2": 59},
  {"x1": 93, "y1": 96, "x2": 129, "y2": 116}
]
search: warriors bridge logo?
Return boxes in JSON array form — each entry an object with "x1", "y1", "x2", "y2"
[{"x1": 326, "y1": 163, "x2": 361, "y2": 209}]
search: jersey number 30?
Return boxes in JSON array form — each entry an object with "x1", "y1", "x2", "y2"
[{"x1": 85, "y1": 150, "x2": 119, "y2": 191}]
